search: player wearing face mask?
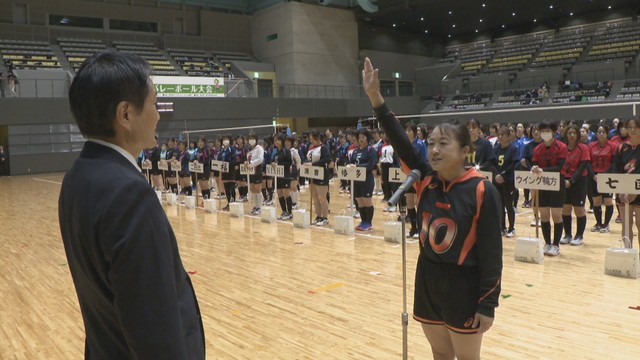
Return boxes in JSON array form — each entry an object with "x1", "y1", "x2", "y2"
[
  {"x1": 531, "y1": 121, "x2": 568, "y2": 256},
  {"x1": 246, "y1": 134, "x2": 265, "y2": 215},
  {"x1": 217, "y1": 135, "x2": 237, "y2": 211}
]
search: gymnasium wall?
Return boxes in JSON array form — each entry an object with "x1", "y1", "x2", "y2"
[
  {"x1": 0, "y1": 96, "x2": 421, "y2": 175},
  {"x1": 252, "y1": 2, "x2": 359, "y2": 87}
]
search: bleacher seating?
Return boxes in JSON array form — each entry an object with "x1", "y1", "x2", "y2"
[
  {"x1": 493, "y1": 88, "x2": 544, "y2": 107},
  {"x1": 444, "y1": 92, "x2": 492, "y2": 110},
  {"x1": 529, "y1": 32, "x2": 590, "y2": 70},
  {"x1": 484, "y1": 38, "x2": 543, "y2": 74},
  {"x1": 552, "y1": 80, "x2": 612, "y2": 103},
  {"x1": 616, "y1": 80, "x2": 640, "y2": 100},
  {"x1": 167, "y1": 49, "x2": 224, "y2": 77},
  {"x1": 586, "y1": 24, "x2": 640, "y2": 63},
  {"x1": 0, "y1": 39, "x2": 62, "y2": 71},
  {"x1": 58, "y1": 38, "x2": 106, "y2": 71},
  {"x1": 113, "y1": 40, "x2": 179, "y2": 75}
]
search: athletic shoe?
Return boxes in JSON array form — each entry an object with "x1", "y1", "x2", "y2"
[
  {"x1": 316, "y1": 218, "x2": 329, "y2": 226},
  {"x1": 282, "y1": 212, "x2": 293, "y2": 220},
  {"x1": 591, "y1": 225, "x2": 601, "y2": 232},
  {"x1": 291, "y1": 204, "x2": 300, "y2": 210},
  {"x1": 250, "y1": 207, "x2": 261, "y2": 216},
  {"x1": 543, "y1": 244, "x2": 552, "y2": 255},
  {"x1": 599, "y1": 226, "x2": 610, "y2": 233},
  {"x1": 381, "y1": 198, "x2": 388, "y2": 203},
  {"x1": 412, "y1": 232, "x2": 419, "y2": 239},
  {"x1": 615, "y1": 215, "x2": 621, "y2": 223},
  {"x1": 383, "y1": 206, "x2": 390, "y2": 212},
  {"x1": 548, "y1": 245, "x2": 560, "y2": 256},
  {"x1": 339, "y1": 188, "x2": 346, "y2": 194},
  {"x1": 356, "y1": 222, "x2": 373, "y2": 231},
  {"x1": 588, "y1": 207, "x2": 594, "y2": 213},
  {"x1": 388, "y1": 206, "x2": 397, "y2": 212},
  {"x1": 311, "y1": 217, "x2": 321, "y2": 225},
  {"x1": 221, "y1": 205, "x2": 229, "y2": 211},
  {"x1": 407, "y1": 230, "x2": 417, "y2": 238},
  {"x1": 560, "y1": 235, "x2": 572, "y2": 245},
  {"x1": 266, "y1": 199, "x2": 274, "y2": 206},
  {"x1": 501, "y1": 229, "x2": 508, "y2": 236},
  {"x1": 522, "y1": 201, "x2": 531, "y2": 208},
  {"x1": 506, "y1": 230, "x2": 516, "y2": 238},
  {"x1": 570, "y1": 236, "x2": 584, "y2": 246},
  {"x1": 530, "y1": 219, "x2": 540, "y2": 227},
  {"x1": 353, "y1": 211, "x2": 360, "y2": 219}
]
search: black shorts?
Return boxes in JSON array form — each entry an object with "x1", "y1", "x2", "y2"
[
  {"x1": 538, "y1": 177, "x2": 566, "y2": 208},
  {"x1": 564, "y1": 177, "x2": 587, "y2": 207},
  {"x1": 588, "y1": 176, "x2": 612, "y2": 198},
  {"x1": 221, "y1": 169, "x2": 236, "y2": 181},
  {"x1": 249, "y1": 167, "x2": 263, "y2": 184},
  {"x1": 196, "y1": 167, "x2": 211, "y2": 181},
  {"x1": 178, "y1": 172, "x2": 190, "y2": 178},
  {"x1": 276, "y1": 177, "x2": 291, "y2": 189},
  {"x1": 166, "y1": 171, "x2": 176, "y2": 178},
  {"x1": 290, "y1": 165, "x2": 299, "y2": 180},
  {"x1": 413, "y1": 257, "x2": 482, "y2": 334},
  {"x1": 150, "y1": 170, "x2": 163, "y2": 176},
  {"x1": 354, "y1": 176, "x2": 374, "y2": 198},
  {"x1": 212, "y1": 170, "x2": 220, "y2": 177}
]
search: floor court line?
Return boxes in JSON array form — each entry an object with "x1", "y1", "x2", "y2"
[{"x1": 32, "y1": 178, "x2": 63, "y2": 185}]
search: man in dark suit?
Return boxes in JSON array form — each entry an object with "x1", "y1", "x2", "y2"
[{"x1": 58, "y1": 51, "x2": 205, "y2": 359}]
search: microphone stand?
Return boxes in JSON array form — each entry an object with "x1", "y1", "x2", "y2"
[
  {"x1": 398, "y1": 197, "x2": 409, "y2": 360},
  {"x1": 387, "y1": 169, "x2": 419, "y2": 360}
]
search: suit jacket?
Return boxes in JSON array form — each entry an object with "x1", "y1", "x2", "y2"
[{"x1": 59, "y1": 141, "x2": 205, "y2": 359}]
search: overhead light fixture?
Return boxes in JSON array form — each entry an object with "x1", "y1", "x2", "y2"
[
  {"x1": 392, "y1": 24, "x2": 396, "y2": 27},
  {"x1": 608, "y1": 5, "x2": 612, "y2": 9},
  {"x1": 570, "y1": 12, "x2": 573, "y2": 16},
  {"x1": 420, "y1": 17, "x2": 424, "y2": 21},
  {"x1": 534, "y1": 19, "x2": 537, "y2": 23},
  {"x1": 449, "y1": 11, "x2": 453, "y2": 15},
  {"x1": 480, "y1": 19, "x2": 483, "y2": 23},
  {"x1": 512, "y1": 12, "x2": 516, "y2": 16},
  {"x1": 424, "y1": 30, "x2": 428, "y2": 33},
  {"x1": 502, "y1": 24, "x2": 506, "y2": 28},
  {"x1": 482, "y1": 4, "x2": 486, "y2": 7},
  {"x1": 549, "y1": 5, "x2": 554, "y2": 9},
  {"x1": 448, "y1": 34, "x2": 451, "y2": 38},
  {"x1": 452, "y1": 24, "x2": 456, "y2": 28},
  {"x1": 475, "y1": 29, "x2": 479, "y2": 33}
]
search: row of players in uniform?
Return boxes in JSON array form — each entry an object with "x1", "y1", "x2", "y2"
[
  {"x1": 463, "y1": 116, "x2": 639, "y2": 256},
  {"x1": 137, "y1": 116, "x2": 640, "y2": 247}
]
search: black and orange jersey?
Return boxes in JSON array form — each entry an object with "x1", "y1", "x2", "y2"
[
  {"x1": 374, "y1": 102, "x2": 502, "y2": 318},
  {"x1": 589, "y1": 140, "x2": 617, "y2": 174},
  {"x1": 533, "y1": 139, "x2": 567, "y2": 171},
  {"x1": 562, "y1": 143, "x2": 590, "y2": 182},
  {"x1": 611, "y1": 142, "x2": 640, "y2": 174}
]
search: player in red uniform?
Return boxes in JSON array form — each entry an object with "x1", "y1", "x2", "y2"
[
  {"x1": 610, "y1": 117, "x2": 640, "y2": 247},
  {"x1": 560, "y1": 125, "x2": 591, "y2": 246},
  {"x1": 532, "y1": 121, "x2": 568, "y2": 256},
  {"x1": 364, "y1": 57, "x2": 502, "y2": 360},
  {"x1": 588, "y1": 125, "x2": 617, "y2": 232}
]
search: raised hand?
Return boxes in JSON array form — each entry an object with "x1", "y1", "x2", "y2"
[{"x1": 362, "y1": 57, "x2": 384, "y2": 108}]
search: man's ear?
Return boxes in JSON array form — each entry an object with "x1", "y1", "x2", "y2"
[{"x1": 115, "y1": 101, "x2": 132, "y2": 131}]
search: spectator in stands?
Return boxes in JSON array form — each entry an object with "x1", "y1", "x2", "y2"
[
  {"x1": 0, "y1": 145, "x2": 7, "y2": 176},
  {"x1": 7, "y1": 73, "x2": 18, "y2": 97}
]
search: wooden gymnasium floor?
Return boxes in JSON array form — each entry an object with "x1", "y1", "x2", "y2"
[{"x1": 1, "y1": 173, "x2": 640, "y2": 359}]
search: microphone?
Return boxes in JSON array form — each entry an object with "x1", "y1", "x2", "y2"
[{"x1": 387, "y1": 169, "x2": 421, "y2": 207}]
